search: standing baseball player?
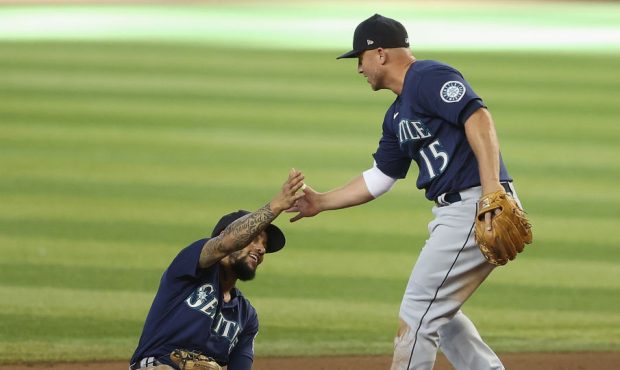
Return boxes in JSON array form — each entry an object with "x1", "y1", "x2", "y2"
[
  {"x1": 289, "y1": 14, "x2": 531, "y2": 370},
  {"x1": 130, "y1": 169, "x2": 305, "y2": 370}
]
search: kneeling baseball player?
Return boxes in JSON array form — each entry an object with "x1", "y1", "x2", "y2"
[{"x1": 129, "y1": 169, "x2": 305, "y2": 370}]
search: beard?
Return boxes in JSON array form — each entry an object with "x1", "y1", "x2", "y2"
[{"x1": 231, "y1": 256, "x2": 256, "y2": 281}]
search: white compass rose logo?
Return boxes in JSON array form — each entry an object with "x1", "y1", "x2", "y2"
[{"x1": 440, "y1": 81, "x2": 466, "y2": 103}]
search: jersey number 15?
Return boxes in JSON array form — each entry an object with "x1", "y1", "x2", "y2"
[{"x1": 419, "y1": 140, "x2": 448, "y2": 179}]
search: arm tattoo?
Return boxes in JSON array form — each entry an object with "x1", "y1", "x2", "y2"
[{"x1": 218, "y1": 203, "x2": 276, "y2": 253}]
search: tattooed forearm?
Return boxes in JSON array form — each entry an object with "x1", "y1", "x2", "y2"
[
  {"x1": 199, "y1": 203, "x2": 276, "y2": 268},
  {"x1": 217, "y1": 203, "x2": 276, "y2": 253}
]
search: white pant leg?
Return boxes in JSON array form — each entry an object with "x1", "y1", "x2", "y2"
[
  {"x1": 393, "y1": 186, "x2": 504, "y2": 370},
  {"x1": 439, "y1": 310, "x2": 504, "y2": 370}
]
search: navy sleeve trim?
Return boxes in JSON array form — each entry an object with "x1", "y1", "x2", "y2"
[
  {"x1": 166, "y1": 239, "x2": 208, "y2": 280},
  {"x1": 226, "y1": 354, "x2": 253, "y2": 370},
  {"x1": 373, "y1": 154, "x2": 410, "y2": 179},
  {"x1": 459, "y1": 99, "x2": 486, "y2": 125}
]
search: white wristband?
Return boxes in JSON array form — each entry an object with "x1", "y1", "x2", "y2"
[{"x1": 362, "y1": 163, "x2": 397, "y2": 198}]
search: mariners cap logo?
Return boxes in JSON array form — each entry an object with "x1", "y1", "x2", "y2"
[{"x1": 440, "y1": 81, "x2": 466, "y2": 103}]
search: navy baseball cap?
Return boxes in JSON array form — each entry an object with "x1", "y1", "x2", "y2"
[
  {"x1": 337, "y1": 14, "x2": 410, "y2": 59},
  {"x1": 211, "y1": 210, "x2": 286, "y2": 253}
]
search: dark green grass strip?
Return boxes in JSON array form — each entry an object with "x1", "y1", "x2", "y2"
[{"x1": 0, "y1": 313, "x2": 142, "y2": 341}]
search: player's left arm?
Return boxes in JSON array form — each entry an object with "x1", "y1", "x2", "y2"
[
  {"x1": 226, "y1": 313, "x2": 259, "y2": 370},
  {"x1": 465, "y1": 106, "x2": 533, "y2": 264},
  {"x1": 464, "y1": 107, "x2": 505, "y2": 229},
  {"x1": 464, "y1": 107, "x2": 504, "y2": 195}
]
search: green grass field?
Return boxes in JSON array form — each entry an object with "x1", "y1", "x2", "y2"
[{"x1": 1, "y1": 41, "x2": 619, "y2": 362}]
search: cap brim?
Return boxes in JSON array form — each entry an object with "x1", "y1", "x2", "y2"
[
  {"x1": 211, "y1": 210, "x2": 285, "y2": 253},
  {"x1": 337, "y1": 49, "x2": 362, "y2": 59},
  {"x1": 265, "y1": 224, "x2": 285, "y2": 253}
]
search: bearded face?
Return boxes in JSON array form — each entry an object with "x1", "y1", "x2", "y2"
[
  {"x1": 228, "y1": 231, "x2": 267, "y2": 281},
  {"x1": 230, "y1": 251, "x2": 257, "y2": 281}
]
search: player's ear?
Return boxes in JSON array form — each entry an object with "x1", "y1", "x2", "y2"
[{"x1": 377, "y1": 48, "x2": 387, "y2": 65}]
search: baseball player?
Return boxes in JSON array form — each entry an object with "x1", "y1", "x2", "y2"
[
  {"x1": 129, "y1": 169, "x2": 305, "y2": 370},
  {"x1": 289, "y1": 14, "x2": 531, "y2": 370}
]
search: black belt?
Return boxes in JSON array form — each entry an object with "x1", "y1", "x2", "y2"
[{"x1": 435, "y1": 182, "x2": 512, "y2": 207}]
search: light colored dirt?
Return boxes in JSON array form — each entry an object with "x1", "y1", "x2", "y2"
[{"x1": 1, "y1": 352, "x2": 619, "y2": 370}]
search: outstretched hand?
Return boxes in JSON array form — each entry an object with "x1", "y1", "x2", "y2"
[
  {"x1": 270, "y1": 169, "x2": 306, "y2": 214},
  {"x1": 286, "y1": 183, "x2": 321, "y2": 222}
]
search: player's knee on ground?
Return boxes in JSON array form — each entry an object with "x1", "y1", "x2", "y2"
[
  {"x1": 391, "y1": 318, "x2": 416, "y2": 370},
  {"x1": 396, "y1": 318, "x2": 410, "y2": 338}
]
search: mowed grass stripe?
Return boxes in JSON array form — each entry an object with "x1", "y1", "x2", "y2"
[
  {"x1": 0, "y1": 339, "x2": 135, "y2": 362},
  {"x1": 6, "y1": 162, "x2": 615, "y2": 205},
  {"x1": 8, "y1": 120, "x2": 616, "y2": 179},
  {"x1": 0, "y1": 313, "x2": 141, "y2": 340},
  {"x1": 0, "y1": 286, "x2": 157, "y2": 321},
  {"x1": 1, "y1": 258, "x2": 617, "y2": 313},
  {"x1": 3, "y1": 164, "x2": 620, "y2": 203},
  {"x1": 2, "y1": 183, "x2": 620, "y2": 226},
  {"x1": 0, "y1": 122, "x2": 378, "y2": 151},
  {"x1": 3, "y1": 48, "x2": 615, "y2": 77},
  {"x1": 0, "y1": 68, "x2": 367, "y2": 98},
  {"x1": 0, "y1": 95, "x2": 381, "y2": 126},
  {"x1": 2, "y1": 186, "x2": 618, "y2": 245},
  {"x1": 0, "y1": 78, "x2": 373, "y2": 109},
  {"x1": 0, "y1": 235, "x2": 419, "y2": 275},
  {"x1": 0, "y1": 213, "x2": 431, "y2": 251},
  {"x1": 463, "y1": 307, "x2": 620, "y2": 352},
  {"x1": 1, "y1": 293, "x2": 617, "y2": 360},
  {"x1": 1, "y1": 46, "x2": 617, "y2": 93},
  {"x1": 0, "y1": 263, "x2": 406, "y2": 302},
  {"x1": 2, "y1": 125, "x2": 618, "y2": 171},
  {"x1": 2, "y1": 225, "x2": 619, "y2": 284},
  {"x1": 0, "y1": 236, "x2": 177, "y2": 269},
  {"x1": 2, "y1": 144, "x2": 617, "y2": 188},
  {"x1": 2, "y1": 69, "x2": 615, "y2": 106},
  {"x1": 0, "y1": 89, "x2": 613, "y2": 125},
  {"x1": 0, "y1": 42, "x2": 354, "y2": 79},
  {"x1": 246, "y1": 298, "x2": 620, "y2": 353},
  {"x1": 1, "y1": 208, "x2": 617, "y2": 262},
  {"x1": 2, "y1": 171, "x2": 618, "y2": 223},
  {"x1": 2, "y1": 97, "x2": 616, "y2": 143}
]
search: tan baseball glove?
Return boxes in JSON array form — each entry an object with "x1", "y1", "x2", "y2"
[
  {"x1": 474, "y1": 190, "x2": 533, "y2": 265},
  {"x1": 170, "y1": 349, "x2": 222, "y2": 370}
]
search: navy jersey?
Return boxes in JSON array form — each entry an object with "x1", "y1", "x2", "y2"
[
  {"x1": 130, "y1": 239, "x2": 258, "y2": 370},
  {"x1": 373, "y1": 60, "x2": 511, "y2": 200}
]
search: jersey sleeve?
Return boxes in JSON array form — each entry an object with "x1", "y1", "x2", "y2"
[
  {"x1": 164, "y1": 238, "x2": 208, "y2": 280},
  {"x1": 416, "y1": 67, "x2": 485, "y2": 126},
  {"x1": 372, "y1": 109, "x2": 412, "y2": 179},
  {"x1": 226, "y1": 310, "x2": 259, "y2": 370}
]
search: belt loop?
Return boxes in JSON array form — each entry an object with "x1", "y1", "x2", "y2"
[
  {"x1": 131, "y1": 357, "x2": 159, "y2": 370},
  {"x1": 436, "y1": 193, "x2": 448, "y2": 207}
]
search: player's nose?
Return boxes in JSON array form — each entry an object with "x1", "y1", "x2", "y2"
[{"x1": 255, "y1": 244, "x2": 266, "y2": 255}]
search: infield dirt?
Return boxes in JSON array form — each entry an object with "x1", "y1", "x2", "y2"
[{"x1": 1, "y1": 352, "x2": 620, "y2": 370}]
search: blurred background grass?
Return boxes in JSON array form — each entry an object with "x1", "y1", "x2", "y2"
[{"x1": 1, "y1": 1, "x2": 620, "y2": 363}]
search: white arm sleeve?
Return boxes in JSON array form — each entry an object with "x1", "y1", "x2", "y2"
[{"x1": 362, "y1": 162, "x2": 397, "y2": 198}]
